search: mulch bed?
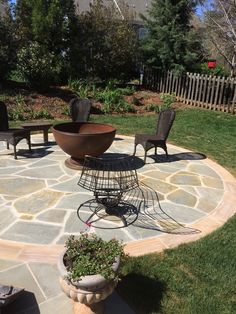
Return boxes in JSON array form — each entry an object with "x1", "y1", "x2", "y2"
[{"x1": 1, "y1": 81, "x2": 185, "y2": 120}]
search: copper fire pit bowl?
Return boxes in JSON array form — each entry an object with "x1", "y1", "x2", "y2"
[{"x1": 52, "y1": 122, "x2": 116, "y2": 170}]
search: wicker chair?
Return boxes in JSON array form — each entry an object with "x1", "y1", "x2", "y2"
[
  {"x1": 69, "y1": 98, "x2": 91, "y2": 122},
  {"x1": 133, "y1": 109, "x2": 176, "y2": 163},
  {"x1": 0, "y1": 101, "x2": 31, "y2": 159}
]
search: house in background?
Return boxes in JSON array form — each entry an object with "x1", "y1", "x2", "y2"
[
  {"x1": 0, "y1": 0, "x2": 8, "y2": 17},
  {"x1": 75, "y1": 0, "x2": 151, "y2": 22},
  {"x1": 75, "y1": 0, "x2": 150, "y2": 39}
]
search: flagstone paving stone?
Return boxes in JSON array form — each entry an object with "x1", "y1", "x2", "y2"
[
  {"x1": 167, "y1": 189, "x2": 198, "y2": 207},
  {"x1": 0, "y1": 134, "x2": 235, "y2": 314},
  {"x1": 64, "y1": 211, "x2": 90, "y2": 234},
  {"x1": 27, "y1": 159, "x2": 57, "y2": 168},
  {"x1": 51, "y1": 177, "x2": 87, "y2": 193},
  {"x1": 0, "y1": 177, "x2": 46, "y2": 196},
  {"x1": 141, "y1": 177, "x2": 177, "y2": 194},
  {"x1": 144, "y1": 170, "x2": 172, "y2": 181},
  {"x1": 160, "y1": 202, "x2": 205, "y2": 223},
  {"x1": 36, "y1": 209, "x2": 67, "y2": 223},
  {"x1": 57, "y1": 193, "x2": 91, "y2": 210},
  {"x1": 38, "y1": 293, "x2": 72, "y2": 314},
  {"x1": 1, "y1": 221, "x2": 61, "y2": 244},
  {"x1": 18, "y1": 165, "x2": 64, "y2": 179},
  {"x1": 0, "y1": 263, "x2": 46, "y2": 304},
  {"x1": 0, "y1": 258, "x2": 22, "y2": 271},
  {"x1": 196, "y1": 195, "x2": 221, "y2": 213},
  {"x1": 188, "y1": 164, "x2": 220, "y2": 178},
  {"x1": 0, "y1": 209, "x2": 16, "y2": 232},
  {"x1": 14, "y1": 190, "x2": 64, "y2": 215},
  {"x1": 170, "y1": 173, "x2": 202, "y2": 186},
  {"x1": 29, "y1": 262, "x2": 61, "y2": 298},
  {"x1": 202, "y1": 176, "x2": 224, "y2": 189}
]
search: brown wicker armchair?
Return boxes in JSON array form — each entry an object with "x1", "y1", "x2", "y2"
[
  {"x1": 0, "y1": 101, "x2": 31, "y2": 159},
  {"x1": 133, "y1": 109, "x2": 176, "y2": 163},
  {"x1": 69, "y1": 98, "x2": 91, "y2": 122}
]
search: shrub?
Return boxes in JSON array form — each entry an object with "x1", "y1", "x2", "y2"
[
  {"x1": 8, "y1": 105, "x2": 25, "y2": 121},
  {"x1": 68, "y1": 78, "x2": 91, "y2": 99},
  {"x1": 77, "y1": 1, "x2": 138, "y2": 81},
  {"x1": 30, "y1": 109, "x2": 53, "y2": 120},
  {"x1": 16, "y1": 42, "x2": 61, "y2": 88},
  {"x1": 146, "y1": 103, "x2": 159, "y2": 112},
  {"x1": 0, "y1": 10, "x2": 16, "y2": 80},
  {"x1": 195, "y1": 63, "x2": 229, "y2": 77},
  {"x1": 160, "y1": 93, "x2": 176, "y2": 111}
]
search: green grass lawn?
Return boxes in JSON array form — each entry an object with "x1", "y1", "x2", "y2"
[
  {"x1": 117, "y1": 214, "x2": 236, "y2": 313},
  {"x1": 90, "y1": 108, "x2": 236, "y2": 176},
  {"x1": 10, "y1": 108, "x2": 236, "y2": 313},
  {"x1": 90, "y1": 109, "x2": 236, "y2": 313}
]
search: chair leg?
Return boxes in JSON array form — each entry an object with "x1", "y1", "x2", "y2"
[
  {"x1": 155, "y1": 147, "x2": 157, "y2": 155},
  {"x1": 13, "y1": 145, "x2": 17, "y2": 159},
  {"x1": 144, "y1": 149, "x2": 147, "y2": 163},
  {"x1": 163, "y1": 144, "x2": 168, "y2": 158},
  {"x1": 133, "y1": 143, "x2": 137, "y2": 156},
  {"x1": 7, "y1": 142, "x2": 9, "y2": 149},
  {"x1": 27, "y1": 137, "x2": 32, "y2": 152}
]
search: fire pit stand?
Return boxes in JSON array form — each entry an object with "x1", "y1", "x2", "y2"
[{"x1": 77, "y1": 156, "x2": 140, "y2": 228}]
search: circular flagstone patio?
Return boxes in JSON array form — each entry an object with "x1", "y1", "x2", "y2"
[
  {"x1": 0, "y1": 133, "x2": 235, "y2": 259},
  {"x1": 0, "y1": 133, "x2": 236, "y2": 313}
]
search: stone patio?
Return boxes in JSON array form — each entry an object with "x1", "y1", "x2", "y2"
[{"x1": 0, "y1": 134, "x2": 235, "y2": 313}]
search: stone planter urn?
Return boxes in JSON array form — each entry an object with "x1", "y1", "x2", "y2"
[{"x1": 58, "y1": 249, "x2": 120, "y2": 314}]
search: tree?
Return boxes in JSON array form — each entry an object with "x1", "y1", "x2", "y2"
[
  {"x1": 77, "y1": 0, "x2": 139, "y2": 81},
  {"x1": 141, "y1": 0, "x2": 204, "y2": 74},
  {"x1": 204, "y1": 0, "x2": 236, "y2": 76},
  {"x1": 14, "y1": 0, "x2": 80, "y2": 84},
  {"x1": 0, "y1": 0, "x2": 16, "y2": 80}
]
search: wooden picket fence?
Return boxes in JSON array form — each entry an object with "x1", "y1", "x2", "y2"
[{"x1": 143, "y1": 69, "x2": 236, "y2": 114}]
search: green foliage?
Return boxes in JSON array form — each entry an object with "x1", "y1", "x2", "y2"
[
  {"x1": 64, "y1": 233, "x2": 125, "y2": 282},
  {"x1": 0, "y1": 2, "x2": 16, "y2": 80},
  {"x1": 60, "y1": 105, "x2": 70, "y2": 116},
  {"x1": 15, "y1": 0, "x2": 80, "y2": 83},
  {"x1": 77, "y1": 0, "x2": 139, "y2": 81},
  {"x1": 195, "y1": 63, "x2": 229, "y2": 77},
  {"x1": 95, "y1": 84, "x2": 135, "y2": 114},
  {"x1": 146, "y1": 103, "x2": 159, "y2": 112},
  {"x1": 160, "y1": 92, "x2": 176, "y2": 109},
  {"x1": 31, "y1": 108, "x2": 53, "y2": 119},
  {"x1": 16, "y1": 42, "x2": 61, "y2": 88},
  {"x1": 68, "y1": 78, "x2": 92, "y2": 99},
  {"x1": 8, "y1": 104, "x2": 25, "y2": 121},
  {"x1": 14, "y1": 93, "x2": 25, "y2": 106},
  {"x1": 142, "y1": 0, "x2": 204, "y2": 74},
  {"x1": 0, "y1": 94, "x2": 8, "y2": 102},
  {"x1": 146, "y1": 93, "x2": 175, "y2": 114},
  {"x1": 8, "y1": 93, "x2": 53, "y2": 120},
  {"x1": 68, "y1": 78, "x2": 136, "y2": 113}
]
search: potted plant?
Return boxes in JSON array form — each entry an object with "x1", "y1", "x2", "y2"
[{"x1": 58, "y1": 233, "x2": 125, "y2": 314}]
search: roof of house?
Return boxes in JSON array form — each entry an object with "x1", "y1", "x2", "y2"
[
  {"x1": 75, "y1": 0, "x2": 151, "y2": 21},
  {"x1": 0, "y1": 1, "x2": 7, "y2": 17}
]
